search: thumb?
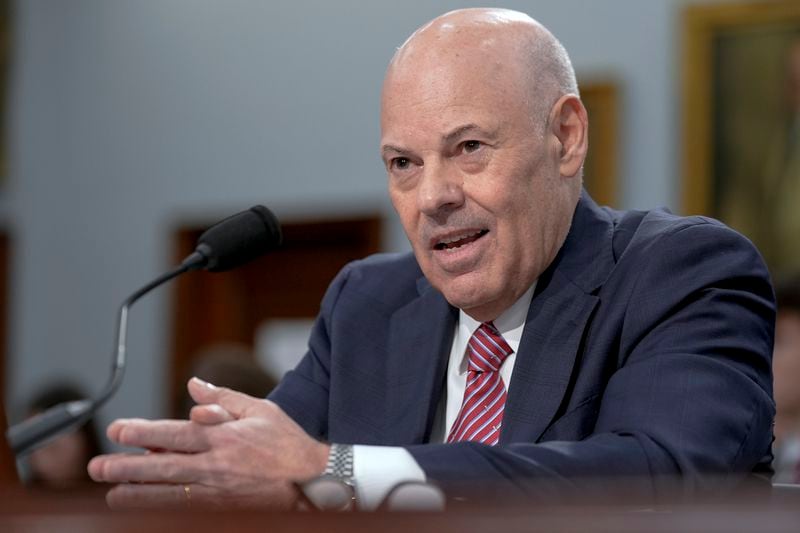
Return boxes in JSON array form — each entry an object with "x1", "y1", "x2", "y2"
[
  {"x1": 187, "y1": 377, "x2": 264, "y2": 419},
  {"x1": 190, "y1": 403, "x2": 235, "y2": 425}
]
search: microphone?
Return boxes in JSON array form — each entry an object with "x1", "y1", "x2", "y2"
[
  {"x1": 182, "y1": 205, "x2": 283, "y2": 272},
  {"x1": 6, "y1": 205, "x2": 282, "y2": 457}
]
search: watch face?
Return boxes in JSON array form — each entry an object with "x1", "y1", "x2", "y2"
[
  {"x1": 383, "y1": 481, "x2": 446, "y2": 511},
  {"x1": 302, "y1": 475, "x2": 355, "y2": 511}
]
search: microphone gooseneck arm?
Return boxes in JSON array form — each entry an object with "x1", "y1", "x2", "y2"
[
  {"x1": 5, "y1": 204, "x2": 279, "y2": 457},
  {"x1": 6, "y1": 255, "x2": 206, "y2": 457},
  {"x1": 93, "y1": 259, "x2": 202, "y2": 410}
]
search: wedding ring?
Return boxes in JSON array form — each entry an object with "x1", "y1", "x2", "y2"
[{"x1": 183, "y1": 485, "x2": 192, "y2": 508}]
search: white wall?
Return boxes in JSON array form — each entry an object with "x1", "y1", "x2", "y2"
[{"x1": 2, "y1": 0, "x2": 728, "y2": 434}]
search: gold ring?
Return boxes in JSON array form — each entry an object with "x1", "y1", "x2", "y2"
[{"x1": 183, "y1": 485, "x2": 192, "y2": 508}]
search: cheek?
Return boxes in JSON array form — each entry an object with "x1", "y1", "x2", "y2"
[
  {"x1": 495, "y1": 183, "x2": 571, "y2": 278},
  {"x1": 390, "y1": 191, "x2": 416, "y2": 229},
  {"x1": 498, "y1": 185, "x2": 544, "y2": 239}
]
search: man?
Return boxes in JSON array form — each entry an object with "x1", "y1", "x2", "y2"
[{"x1": 88, "y1": 8, "x2": 775, "y2": 510}]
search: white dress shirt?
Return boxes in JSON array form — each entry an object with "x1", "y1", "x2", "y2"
[{"x1": 352, "y1": 284, "x2": 536, "y2": 510}]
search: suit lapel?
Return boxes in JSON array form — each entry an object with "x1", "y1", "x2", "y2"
[
  {"x1": 501, "y1": 269, "x2": 600, "y2": 443},
  {"x1": 501, "y1": 192, "x2": 614, "y2": 443},
  {"x1": 383, "y1": 279, "x2": 455, "y2": 444}
]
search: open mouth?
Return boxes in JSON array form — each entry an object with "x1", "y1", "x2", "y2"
[{"x1": 433, "y1": 229, "x2": 489, "y2": 251}]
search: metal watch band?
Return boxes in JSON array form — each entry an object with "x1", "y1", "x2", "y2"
[{"x1": 324, "y1": 443, "x2": 354, "y2": 480}]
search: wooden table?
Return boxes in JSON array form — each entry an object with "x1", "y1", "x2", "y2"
[{"x1": 1, "y1": 486, "x2": 799, "y2": 533}]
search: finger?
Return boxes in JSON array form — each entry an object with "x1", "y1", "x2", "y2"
[
  {"x1": 187, "y1": 377, "x2": 219, "y2": 405},
  {"x1": 188, "y1": 377, "x2": 267, "y2": 418},
  {"x1": 107, "y1": 418, "x2": 210, "y2": 452},
  {"x1": 106, "y1": 483, "x2": 198, "y2": 510},
  {"x1": 88, "y1": 452, "x2": 200, "y2": 484},
  {"x1": 190, "y1": 403, "x2": 235, "y2": 425}
]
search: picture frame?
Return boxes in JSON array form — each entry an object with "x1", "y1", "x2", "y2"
[
  {"x1": 682, "y1": 0, "x2": 800, "y2": 274},
  {"x1": 580, "y1": 81, "x2": 620, "y2": 208}
]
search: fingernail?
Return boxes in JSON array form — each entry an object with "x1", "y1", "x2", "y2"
[
  {"x1": 191, "y1": 376, "x2": 216, "y2": 389},
  {"x1": 107, "y1": 419, "x2": 126, "y2": 440},
  {"x1": 87, "y1": 456, "x2": 107, "y2": 482}
]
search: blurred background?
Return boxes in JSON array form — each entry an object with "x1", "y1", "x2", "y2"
[{"x1": 0, "y1": 0, "x2": 797, "y2": 463}]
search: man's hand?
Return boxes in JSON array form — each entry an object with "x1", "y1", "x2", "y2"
[{"x1": 88, "y1": 378, "x2": 330, "y2": 510}]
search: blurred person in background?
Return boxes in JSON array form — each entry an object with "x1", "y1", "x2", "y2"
[
  {"x1": 23, "y1": 384, "x2": 103, "y2": 490},
  {"x1": 178, "y1": 343, "x2": 278, "y2": 418},
  {"x1": 773, "y1": 275, "x2": 800, "y2": 483}
]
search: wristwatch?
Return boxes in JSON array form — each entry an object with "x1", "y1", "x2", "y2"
[{"x1": 300, "y1": 443, "x2": 357, "y2": 511}]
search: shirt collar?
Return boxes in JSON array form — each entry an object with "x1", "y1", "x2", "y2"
[{"x1": 455, "y1": 282, "x2": 536, "y2": 374}]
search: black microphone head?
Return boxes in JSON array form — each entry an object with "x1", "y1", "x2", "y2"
[{"x1": 192, "y1": 205, "x2": 282, "y2": 272}]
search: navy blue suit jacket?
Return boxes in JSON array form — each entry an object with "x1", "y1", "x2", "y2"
[{"x1": 270, "y1": 193, "x2": 775, "y2": 500}]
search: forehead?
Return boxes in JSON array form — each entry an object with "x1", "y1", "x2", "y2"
[{"x1": 380, "y1": 52, "x2": 530, "y2": 146}]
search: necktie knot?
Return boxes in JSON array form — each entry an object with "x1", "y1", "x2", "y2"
[{"x1": 467, "y1": 322, "x2": 513, "y2": 374}]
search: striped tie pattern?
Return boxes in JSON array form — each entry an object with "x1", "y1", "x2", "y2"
[{"x1": 447, "y1": 322, "x2": 513, "y2": 445}]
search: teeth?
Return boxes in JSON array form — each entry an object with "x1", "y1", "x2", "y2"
[
  {"x1": 435, "y1": 229, "x2": 487, "y2": 251},
  {"x1": 440, "y1": 231, "x2": 481, "y2": 245}
]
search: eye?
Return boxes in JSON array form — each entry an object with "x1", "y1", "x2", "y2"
[
  {"x1": 463, "y1": 140, "x2": 482, "y2": 153},
  {"x1": 391, "y1": 157, "x2": 411, "y2": 170}
]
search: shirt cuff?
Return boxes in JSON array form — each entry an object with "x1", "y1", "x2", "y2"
[{"x1": 352, "y1": 445, "x2": 426, "y2": 510}]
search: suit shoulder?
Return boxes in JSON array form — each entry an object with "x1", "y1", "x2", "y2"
[
  {"x1": 330, "y1": 252, "x2": 426, "y2": 310},
  {"x1": 610, "y1": 206, "x2": 760, "y2": 259},
  {"x1": 640, "y1": 209, "x2": 737, "y2": 236},
  {"x1": 343, "y1": 251, "x2": 422, "y2": 283}
]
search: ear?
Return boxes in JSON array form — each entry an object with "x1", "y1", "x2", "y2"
[{"x1": 548, "y1": 94, "x2": 588, "y2": 178}]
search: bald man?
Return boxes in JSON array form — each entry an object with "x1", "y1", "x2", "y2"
[{"x1": 88, "y1": 9, "x2": 775, "y2": 510}]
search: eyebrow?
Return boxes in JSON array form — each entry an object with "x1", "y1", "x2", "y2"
[
  {"x1": 442, "y1": 123, "x2": 492, "y2": 145},
  {"x1": 381, "y1": 144, "x2": 407, "y2": 157},
  {"x1": 381, "y1": 123, "x2": 497, "y2": 157}
]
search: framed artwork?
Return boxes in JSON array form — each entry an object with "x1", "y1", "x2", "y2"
[
  {"x1": 580, "y1": 81, "x2": 619, "y2": 208},
  {"x1": 683, "y1": 1, "x2": 800, "y2": 275}
]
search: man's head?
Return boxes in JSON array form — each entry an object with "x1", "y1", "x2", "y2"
[{"x1": 381, "y1": 8, "x2": 588, "y2": 321}]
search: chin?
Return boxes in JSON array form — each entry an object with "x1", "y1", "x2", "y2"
[
  {"x1": 442, "y1": 285, "x2": 494, "y2": 315},
  {"x1": 425, "y1": 264, "x2": 497, "y2": 307}
]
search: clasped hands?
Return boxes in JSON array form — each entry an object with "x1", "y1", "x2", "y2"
[{"x1": 88, "y1": 377, "x2": 330, "y2": 510}]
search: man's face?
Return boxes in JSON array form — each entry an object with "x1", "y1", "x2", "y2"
[{"x1": 381, "y1": 50, "x2": 577, "y2": 321}]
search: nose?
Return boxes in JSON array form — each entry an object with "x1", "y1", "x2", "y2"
[{"x1": 417, "y1": 161, "x2": 465, "y2": 219}]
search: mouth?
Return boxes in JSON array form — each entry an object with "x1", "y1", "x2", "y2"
[{"x1": 432, "y1": 229, "x2": 489, "y2": 252}]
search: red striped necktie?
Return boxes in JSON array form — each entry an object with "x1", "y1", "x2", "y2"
[{"x1": 447, "y1": 321, "x2": 514, "y2": 445}]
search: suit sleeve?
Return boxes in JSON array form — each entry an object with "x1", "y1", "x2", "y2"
[{"x1": 406, "y1": 221, "x2": 775, "y2": 502}]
